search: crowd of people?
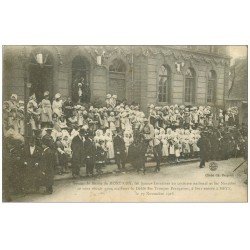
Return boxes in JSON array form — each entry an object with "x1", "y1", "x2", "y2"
[{"x1": 2, "y1": 91, "x2": 247, "y2": 200}]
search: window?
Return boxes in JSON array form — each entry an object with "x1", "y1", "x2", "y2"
[
  {"x1": 185, "y1": 67, "x2": 196, "y2": 103},
  {"x1": 158, "y1": 64, "x2": 171, "y2": 102},
  {"x1": 109, "y1": 58, "x2": 126, "y2": 73},
  {"x1": 109, "y1": 59, "x2": 126, "y2": 100},
  {"x1": 207, "y1": 70, "x2": 216, "y2": 103}
]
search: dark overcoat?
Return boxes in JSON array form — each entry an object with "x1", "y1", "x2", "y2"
[
  {"x1": 40, "y1": 147, "x2": 55, "y2": 187},
  {"x1": 24, "y1": 145, "x2": 43, "y2": 188},
  {"x1": 71, "y1": 135, "x2": 84, "y2": 165}
]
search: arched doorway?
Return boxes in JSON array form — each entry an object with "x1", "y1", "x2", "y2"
[
  {"x1": 72, "y1": 56, "x2": 91, "y2": 103},
  {"x1": 109, "y1": 59, "x2": 126, "y2": 101},
  {"x1": 29, "y1": 49, "x2": 54, "y2": 102}
]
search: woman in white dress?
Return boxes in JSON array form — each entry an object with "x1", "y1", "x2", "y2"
[
  {"x1": 174, "y1": 136, "x2": 180, "y2": 163},
  {"x1": 160, "y1": 128, "x2": 169, "y2": 158},
  {"x1": 52, "y1": 93, "x2": 63, "y2": 118},
  {"x1": 124, "y1": 129, "x2": 133, "y2": 155},
  {"x1": 40, "y1": 91, "x2": 53, "y2": 128},
  {"x1": 107, "y1": 112, "x2": 116, "y2": 132},
  {"x1": 27, "y1": 94, "x2": 40, "y2": 131},
  {"x1": 105, "y1": 129, "x2": 114, "y2": 161}
]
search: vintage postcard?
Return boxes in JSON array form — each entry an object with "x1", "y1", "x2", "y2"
[{"x1": 2, "y1": 45, "x2": 248, "y2": 202}]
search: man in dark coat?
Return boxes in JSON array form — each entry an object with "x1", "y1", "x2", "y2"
[
  {"x1": 83, "y1": 132, "x2": 96, "y2": 176},
  {"x1": 24, "y1": 137, "x2": 43, "y2": 192},
  {"x1": 42, "y1": 128, "x2": 55, "y2": 150},
  {"x1": 63, "y1": 97, "x2": 74, "y2": 118},
  {"x1": 9, "y1": 139, "x2": 25, "y2": 194},
  {"x1": 34, "y1": 129, "x2": 43, "y2": 148},
  {"x1": 71, "y1": 128, "x2": 85, "y2": 177},
  {"x1": 223, "y1": 132, "x2": 231, "y2": 160},
  {"x1": 128, "y1": 133, "x2": 147, "y2": 174},
  {"x1": 113, "y1": 129, "x2": 127, "y2": 171},
  {"x1": 95, "y1": 139, "x2": 106, "y2": 175},
  {"x1": 40, "y1": 140, "x2": 56, "y2": 194},
  {"x1": 197, "y1": 131, "x2": 211, "y2": 168},
  {"x1": 209, "y1": 130, "x2": 221, "y2": 161},
  {"x1": 2, "y1": 140, "x2": 12, "y2": 201}
]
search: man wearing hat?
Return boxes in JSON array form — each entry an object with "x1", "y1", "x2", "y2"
[
  {"x1": 197, "y1": 130, "x2": 211, "y2": 168},
  {"x1": 71, "y1": 128, "x2": 85, "y2": 178},
  {"x1": 83, "y1": 131, "x2": 96, "y2": 177},
  {"x1": 8, "y1": 136, "x2": 25, "y2": 194},
  {"x1": 34, "y1": 129, "x2": 43, "y2": 148},
  {"x1": 140, "y1": 118, "x2": 155, "y2": 148},
  {"x1": 63, "y1": 97, "x2": 74, "y2": 119},
  {"x1": 42, "y1": 127, "x2": 55, "y2": 150},
  {"x1": 24, "y1": 137, "x2": 43, "y2": 192},
  {"x1": 113, "y1": 129, "x2": 127, "y2": 171},
  {"x1": 40, "y1": 137, "x2": 56, "y2": 194}
]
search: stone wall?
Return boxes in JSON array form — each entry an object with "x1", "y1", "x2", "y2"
[{"x1": 3, "y1": 45, "x2": 230, "y2": 111}]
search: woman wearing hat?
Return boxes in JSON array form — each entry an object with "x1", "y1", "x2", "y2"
[
  {"x1": 110, "y1": 95, "x2": 117, "y2": 108},
  {"x1": 52, "y1": 93, "x2": 63, "y2": 118},
  {"x1": 27, "y1": 94, "x2": 40, "y2": 132},
  {"x1": 105, "y1": 94, "x2": 112, "y2": 108},
  {"x1": 41, "y1": 91, "x2": 53, "y2": 128}
]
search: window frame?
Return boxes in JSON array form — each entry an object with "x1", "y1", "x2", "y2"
[
  {"x1": 184, "y1": 67, "x2": 196, "y2": 104},
  {"x1": 157, "y1": 64, "x2": 171, "y2": 103},
  {"x1": 207, "y1": 70, "x2": 217, "y2": 104}
]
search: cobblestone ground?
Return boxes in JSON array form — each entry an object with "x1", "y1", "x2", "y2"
[{"x1": 12, "y1": 158, "x2": 247, "y2": 202}]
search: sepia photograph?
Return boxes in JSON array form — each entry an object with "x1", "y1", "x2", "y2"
[{"x1": 2, "y1": 45, "x2": 248, "y2": 202}]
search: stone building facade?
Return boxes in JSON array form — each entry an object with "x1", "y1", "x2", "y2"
[{"x1": 3, "y1": 45, "x2": 230, "y2": 111}]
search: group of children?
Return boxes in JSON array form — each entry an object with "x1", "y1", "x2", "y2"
[{"x1": 3, "y1": 91, "x2": 244, "y2": 175}]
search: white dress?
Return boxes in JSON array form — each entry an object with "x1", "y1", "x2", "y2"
[
  {"x1": 52, "y1": 99, "x2": 63, "y2": 117},
  {"x1": 108, "y1": 116, "x2": 116, "y2": 132},
  {"x1": 169, "y1": 142, "x2": 175, "y2": 155},
  {"x1": 105, "y1": 134, "x2": 115, "y2": 159},
  {"x1": 161, "y1": 136, "x2": 169, "y2": 156}
]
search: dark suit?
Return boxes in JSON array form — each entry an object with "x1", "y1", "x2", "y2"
[
  {"x1": 24, "y1": 145, "x2": 43, "y2": 190},
  {"x1": 9, "y1": 145, "x2": 25, "y2": 193},
  {"x1": 113, "y1": 135, "x2": 126, "y2": 170},
  {"x1": 83, "y1": 138, "x2": 96, "y2": 175},
  {"x1": 71, "y1": 135, "x2": 84, "y2": 176},
  {"x1": 197, "y1": 135, "x2": 210, "y2": 168},
  {"x1": 40, "y1": 147, "x2": 55, "y2": 193}
]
